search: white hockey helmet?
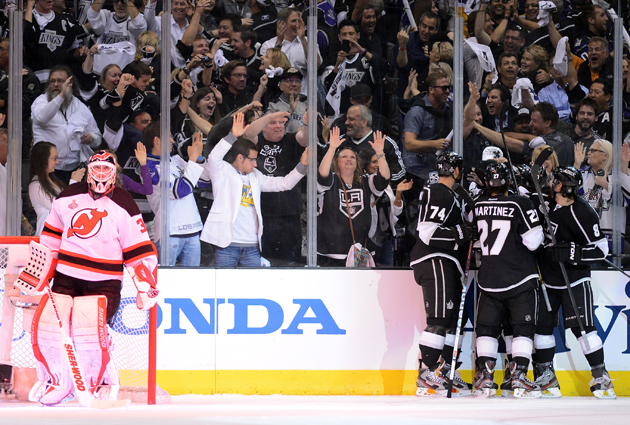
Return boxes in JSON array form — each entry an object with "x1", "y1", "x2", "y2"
[{"x1": 87, "y1": 151, "x2": 117, "y2": 197}]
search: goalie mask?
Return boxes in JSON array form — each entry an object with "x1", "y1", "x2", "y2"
[
  {"x1": 436, "y1": 152, "x2": 464, "y2": 179},
  {"x1": 87, "y1": 151, "x2": 117, "y2": 198},
  {"x1": 552, "y1": 166, "x2": 582, "y2": 197}
]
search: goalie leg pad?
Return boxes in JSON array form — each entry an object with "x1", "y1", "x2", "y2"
[
  {"x1": 72, "y1": 296, "x2": 119, "y2": 401},
  {"x1": 30, "y1": 293, "x2": 74, "y2": 405}
]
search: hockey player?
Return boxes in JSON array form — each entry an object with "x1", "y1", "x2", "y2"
[
  {"x1": 411, "y1": 152, "x2": 473, "y2": 397},
  {"x1": 534, "y1": 166, "x2": 615, "y2": 399},
  {"x1": 472, "y1": 162, "x2": 544, "y2": 398},
  {"x1": 29, "y1": 150, "x2": 158, "y2": 405}
]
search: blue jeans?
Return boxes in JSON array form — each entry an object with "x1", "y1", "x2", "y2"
[
  {"x1": 214, "y1": 245, "x2": 260, "y2": 267},
  {"x1": 156, "y1": 235, "x2": 201, "y2": 267}
]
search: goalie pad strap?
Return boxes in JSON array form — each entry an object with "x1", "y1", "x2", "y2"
[
  {"x1": 15, "y1": 241, "x2": 57, "y2": 295},
  {"x1": 72, "y1": 296, "x2": 119, "y2": 399}
]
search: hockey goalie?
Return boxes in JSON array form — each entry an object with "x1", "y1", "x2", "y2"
[{"x1": 21, "y1": 151, "x2": 158, "y2": 406}]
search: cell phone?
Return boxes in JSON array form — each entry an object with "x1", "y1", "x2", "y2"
[{"x1": 341, "y1": 40, "x2": 351, "y2": 54}]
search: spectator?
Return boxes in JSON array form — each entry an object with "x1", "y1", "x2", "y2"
[
  {"x1": 573, "y1": 4, "x2": 610, "y2": 60},
  {"x1": 323, "y1": 19, "x2": 389, "y2": 119},
  {"x1": 254, "y1": 47, "x2": 291, "y2": 106},
  {"x1": 356, "y1": 1, "x2": 386, "y2": 58},
  {"x1": 24, "y1": 0, "x2": 89, "y2": 84},
  {"x1": 527, "y1": 102, "x2": 575, "y2": 166},
  {"x1": 0, "y1": 36, "x2": 42, "y2": 162},
  {"x1": 28, "y1": 142, "x2": 85, "y2": 235},
  {"x1": 482, "y1": 52, "x2": 519, "y2": 96},
  {"x1": 144, "y1": 122, "x2": 205, "y2": 266},
  {"x1": 569, "y1": 98, "x2": 601, "y2": 155},
  {"x1": 588, "y1": 78, "x2": 613, "y2": 141},
  {"x1": 519, "y1": 45, "x2": 553, "y2": 95},
  {"x1": 230, "y1": 27, "x2": 263, "y2": 89},
  {"x1": 218, "y1": 59, "x2": 254, "y2": 116},
  {"x1": 396, "y1": 12, "x2": 439, "y2": 97},
  {"x1": 577, "y1": 37, "x2": 614, "y2": 89},
  {"x1": 31, "y1": 65, "x2": 102, "y2": 184},
  {"x1": 316, "y1": 127, "x2": 390, "y2": 266},
  {"x1": 267, "y1": 67, "x2": 306, "y2": 133},
  {"x1": 238, "y1": 110, "x2": 309, "y2": 265},
  {"x1": 330, "y1": 84, "x2": 394, "y2": 138},
  {"x1": 119, "y1": 61, "x2": 154, "y2": 123},
  {"x1": 334, "y1": 105, "x2": 405, "y2": 185},
  {"x1": 403, "y1": 70, "x2": 452, "y2": 192},
  {"x1": 249, "y1": 0, "x2": 278, "y2": 45},
  {"x1": 481, "y1": 85, "x2": 516, "y2": 132},
  {"x1": 260, "y1": 8, "x2": 320, "y2": 96},
  {"x1": 199, "y1": 113, "x2": 309, "y2": 267},
  {"x1": 88, "y1": 0, "x2": 147, "y2": 46},
  {"x1": 134, "y1": 31, "x2": 162, "y2": 93}
]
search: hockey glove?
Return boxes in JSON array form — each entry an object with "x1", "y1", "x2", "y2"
[
  {"x1": 129, "y1": 261, "x2": 159, "y2": 311},
  {"x1": 452, "y1": 223, "x2": 476, "y2": 246},
  {"x1": 547, "y1": 242, "x2": 582, "y2": 264}
]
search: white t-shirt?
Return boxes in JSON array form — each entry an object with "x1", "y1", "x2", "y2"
[{"x1": 231, "y1": 173, "x2": 259, "y2": 245}]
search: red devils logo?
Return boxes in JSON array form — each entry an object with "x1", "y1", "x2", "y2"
[{"x1": 67, "y1": 208, "x2": 108, "y2": 239}]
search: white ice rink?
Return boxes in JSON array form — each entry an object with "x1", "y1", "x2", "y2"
[{"x1": 1, "y1": 395, "x2": 629, "y2": 425}]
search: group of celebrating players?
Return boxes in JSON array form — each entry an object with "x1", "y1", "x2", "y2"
[{"x1": 412, "y1": 149, "x2": 615, "y2": 399}]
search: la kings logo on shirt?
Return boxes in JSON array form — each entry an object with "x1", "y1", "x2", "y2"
[
  {"x1": 259, "y1": 144, "x2": 282, "y2": 174},
  {"x1": 339, "y1": 188, "x2": 364, "y2": 218},
  {"x1": 40, "y1": 30, "x2": 65, "y2": 52},
  {"x1": 102, "y1": 31, "x2": 130, "y2": 45}
]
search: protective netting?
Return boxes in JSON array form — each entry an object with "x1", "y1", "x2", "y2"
[{"x1": 0, "y1": 238, "x2": 150, "y2": 391}]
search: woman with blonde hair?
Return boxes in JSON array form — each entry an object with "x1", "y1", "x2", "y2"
[
  {"x1": 520, "y1": 44, "x2": 552, "y2": 94},
  {"x1": 254, "y1": 47, "x2": 291, "y2": 105},
  {"x1": 574, "y1": 139, "x2": 630, "y2": 245}
]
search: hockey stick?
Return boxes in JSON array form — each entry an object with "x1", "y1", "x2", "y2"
[
  {"x1": 603, "y1": 258, "x2": 630, "y2": 279},
  {"x1": 499, "y1": 103, "x2": 519, "y2": 194},
  {"x1": 447, "y1": 241, "x2": 474, "y2": 398},
  {"x1": 530, "y1": 147, "x2": 590, "y2": 351},
  {"x1": 43, "y1": 284, "x2": 130, "y2": 409}
]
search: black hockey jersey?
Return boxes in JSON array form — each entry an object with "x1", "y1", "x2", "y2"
[
  {"x1": 410, "y1": 183, "x2": 466, "y2": 272},
  {"x1": 538, "y1": 197, "x2": 608, "y2": 289},
  {"x1": 473, "y1": 194, "x2": 543, "y2": 292}
]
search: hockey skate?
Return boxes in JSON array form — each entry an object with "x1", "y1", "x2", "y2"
[
  {"x1": 37, "y1": 382, "x2": 76, "y2": 406},
  {"x1": 533, "y1": 362, "x2": 562, "y2": 398},
  {"x1": 590, "y1": 365, "x2": 616, "y2": 400},
  {"x1": 436, "y1": 361, "x2": 472, "y2": 397},
  {"x1": 416, "y1": 367, "x2": 447, "y2": 397},
  {"x1": 499, "y1": 360, "x2": 512, "y2": 397},
  {"x1": 473, "y1": 360, "x2": 498, "y2": 397},
  {"x1": 509, "y1": 362, "x2": 542, "y2": 398}
]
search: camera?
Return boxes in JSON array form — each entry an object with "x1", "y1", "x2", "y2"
[
  {"x1": 199, "y1": 55, "x2": 213, "y2": 66},
  {"x1": 341, "y1": 40, "x2": 351, "y2": 54}
]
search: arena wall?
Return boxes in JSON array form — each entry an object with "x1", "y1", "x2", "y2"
[{"x1": 149, "y1": 269, "x2": 630, "y2": 396}]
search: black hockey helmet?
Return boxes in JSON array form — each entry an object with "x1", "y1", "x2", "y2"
[
  {"x1": 552, "y1": 166, "x2": 583, "y2": 197},
  {"x1": 436, "y1": 152, "x2": 464, "y2": 178},
  {"x1": 485, "y1": 162, "x2": 510, "y2": 188}
]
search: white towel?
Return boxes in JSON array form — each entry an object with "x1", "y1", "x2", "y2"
[
  {"x1": 465, "y1": 38, "x2": 497, "y2": 76},
  {"x1": 537, "y1": 1, "x2": 556, "y2": 27},
  {"x1": 553, "y1": 36, "x2": 569, "y2": 77},
  {"x1": 511, "y1": 78, "x2": 536, "y2": 109}
]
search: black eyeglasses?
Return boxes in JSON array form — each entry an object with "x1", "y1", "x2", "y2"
[
  {"x1": 587, "y1": 148, "x2": 606, "y2": 154},
  {"x1": 432, "y1": 85, "x2": 451, "y2": 91},
  {"x1": 245, "y1": 156, "x2": 258, "y2": 162}
]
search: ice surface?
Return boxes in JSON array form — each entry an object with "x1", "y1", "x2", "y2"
[{"x1": 1, "y1": 394, "x2": 628, "y2": 425}]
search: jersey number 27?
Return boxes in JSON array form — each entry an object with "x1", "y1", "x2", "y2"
[{"x1": 478, "y1": 219, "x2": 510, "y2": 256}]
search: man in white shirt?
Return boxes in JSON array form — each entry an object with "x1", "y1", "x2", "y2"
[
  {"x1": 260, "y1": 8, "x2": 321, "y2": 96},
  {"x1": 31, "y1": 65, "x2": 102, "y2": 184},
  {"x1": 88, "y1": 0, "x2": 147, "y2": 46}
]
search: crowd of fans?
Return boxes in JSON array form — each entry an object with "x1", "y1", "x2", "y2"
[{"x1": 1, "y1": 0, "x2": 630, "y2": 267}]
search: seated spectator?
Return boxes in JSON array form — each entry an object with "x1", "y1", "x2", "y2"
[
  {"x1": 260, "y1": 8, "x2": 320, "y2": 96},
  {"x1": 88, "y1": 0, "x2": 147, "y2": 46},
  {"x1": 199, "y1": 113, "x2": 309, "y2": 267},
  {"x1": 31, "y1": 65, "x2": 102, "y2": 184},
  {"x1": 144, "y1": 121, "x2": 205, "y2": 266},
  {"x1": 323, "y1": 19, "x2": 389, "y2": 119},
  {"x1": 317, "y1": 127, "x2": 390, "y2": 266},
  {"x1": 217, "y1": 59, "x2": 254, "y2": 116},
  {"x1": 569, "y1": 98, "x2": 601, "y2": 156},
  {"x1": 28, "y1": 142, "x2": 85, "y2": 235},
  {"x1": 519, "y1": 45, "x2": 553, "y2": 95},
  {"x1": 267, "y1": 67, "x2": 306, "y2": 133}
]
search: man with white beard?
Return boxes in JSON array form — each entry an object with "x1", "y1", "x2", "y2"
[{"x1": 31, "y1": 65, "x2": 102, "y2": 184}]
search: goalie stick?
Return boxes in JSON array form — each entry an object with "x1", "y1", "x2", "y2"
[
  {"x1": 42, "y1": 283, "x2": 131, "y2": 409},
  {"x1": 446, "y1": 241, "x2": 473, "y2": 399},
  {"x1": 530, "y1": 147, "x2": 590, "y2": 351}
]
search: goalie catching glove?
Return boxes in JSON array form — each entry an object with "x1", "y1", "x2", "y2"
[{"x1": 128, "y1": 260, "x2": 159, "y2": 310}]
